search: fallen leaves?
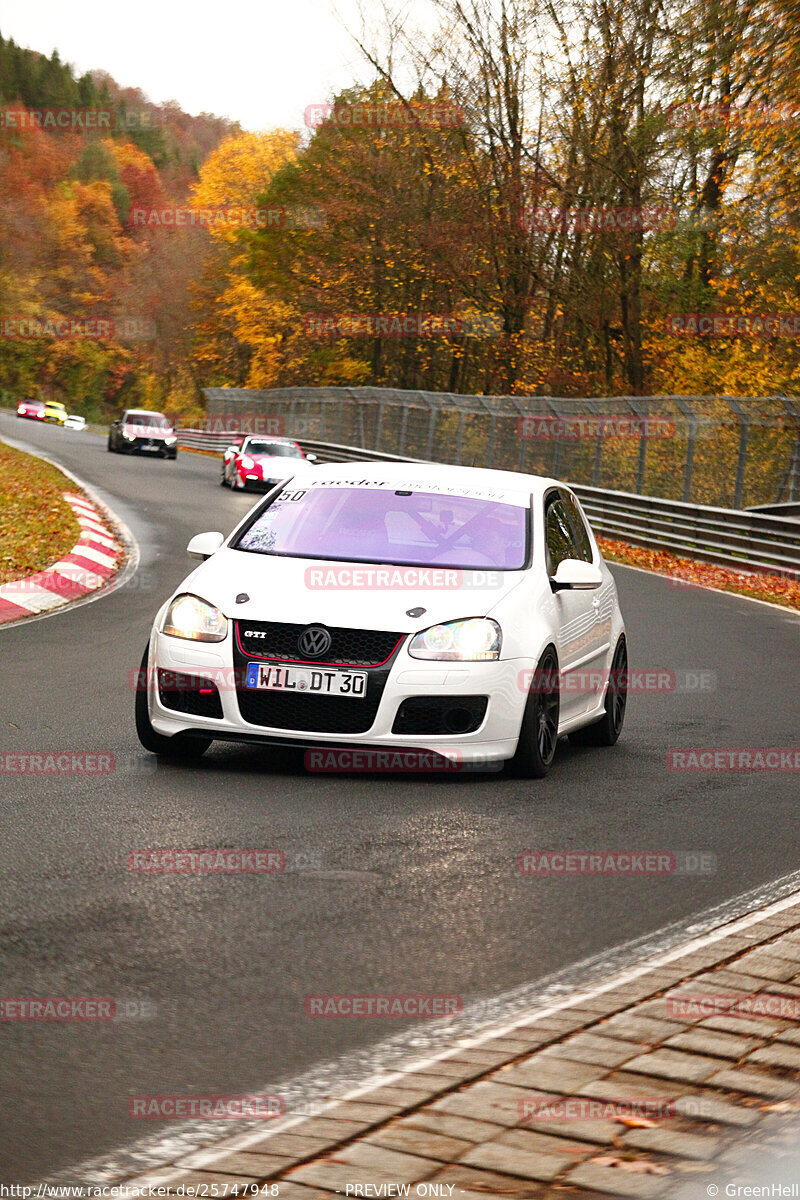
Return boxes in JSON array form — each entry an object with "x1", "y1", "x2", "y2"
[
  {"x1": 597, "y1": 536, "x2": 800, "y2": 611},
  {"x1": 0, "y1": 443, "x2": 81, "y2": 585}
]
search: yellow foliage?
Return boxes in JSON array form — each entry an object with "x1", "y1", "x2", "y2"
[{"x1": 190, "y1": 130, "x2": 298, "y2": 242}]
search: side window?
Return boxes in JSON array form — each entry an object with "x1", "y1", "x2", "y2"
[
  {"x1": 545, "y1": 497, "x2": 578, "y2": 575},
  {"x1": 561, "y1": 492, "x2": 594, "y2": 563}
]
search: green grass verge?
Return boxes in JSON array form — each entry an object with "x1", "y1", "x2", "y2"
[{"x1": 0, "y1": 441, "x2": 82, "y2": 585}]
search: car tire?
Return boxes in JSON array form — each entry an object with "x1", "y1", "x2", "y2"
[
  {"x1": 571, "y1": 634, "x2": 628, "y2": 747},
  {"x1": 510, "y1": 645, "x2": 560, "y2": 778},
  {"x1": 135, "y1": 645, "x2": 212, "y2": 760},
  {"x1": 107, "y1": 438, "x2": 115, "y2": 452},
  {"x1": 220, "y1": 473, "x2": 228, "y2": 486}
]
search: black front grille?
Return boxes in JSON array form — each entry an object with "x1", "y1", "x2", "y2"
[
  {"x1": 236, "y1": 621, "x2": 403, "y2": 666},
  {"x1": 157, "y1": 670, "x2": 223, "y2": 719},
  {"x1": 233, "y1": 621, "x2": 404, "y2": 733},
  {"x1": 392, "y1": 695, "x2": 488, "y2": 736}
]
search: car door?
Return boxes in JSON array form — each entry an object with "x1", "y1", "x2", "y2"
[{"x1": 544, "y1": 489, "x2": 608, "y2": 720}]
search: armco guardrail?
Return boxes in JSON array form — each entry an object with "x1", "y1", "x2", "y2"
[
  {"x1": 202, "y1": 386, "x2": 800, "y2": 507},
  {"x1": 178, "y1": 429, "x2": 800, "y2": 578},
  {"x1": 177, "y1": 429, "x2": 428, "y2": 462},
  {"x1": 569, "y1": 485, "x2": 800, "y2": 578}
]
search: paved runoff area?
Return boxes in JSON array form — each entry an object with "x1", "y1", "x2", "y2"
[{"x1": 61, "y1": 893, "x2": 800, "y2": 1198}]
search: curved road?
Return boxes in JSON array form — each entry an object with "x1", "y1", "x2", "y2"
[{"x1": 1, "y1": 410, "x2": 799, "y2": 1182}]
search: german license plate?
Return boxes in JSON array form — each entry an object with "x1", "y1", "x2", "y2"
[
  {"x1": 142, "y1": 441, "x2": 158, "y2": 450},
  {"x1": 245, "y1": 663, "x2": 367, "y2": 698}
]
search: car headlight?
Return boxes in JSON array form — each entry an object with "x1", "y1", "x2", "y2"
[
  {"x1": 164, "y1": 436, "x2": 176, "y2": 445},
  {"x1": 408, "y1": 618, "x2": 502, "y2": 661},
  {"x1": 122, "y1": 430, "x2": 135, "y2": 440},
  {"x1": 162, "y1": 594, "x2": 228, "y2": 642},
  {"x1": 240, "y1": 455, "x2": 255, "y2": 469}
]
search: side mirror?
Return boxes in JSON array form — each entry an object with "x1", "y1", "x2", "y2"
[
  {"x1": 551, "y1": 559, "x2": 602, "y2": 591},
  {"x1": 187, "y1": 531, "x2": 224, "y2": 560},
  {"x1": 305, "y1": 452, "x2": 318, "y2": 462}
]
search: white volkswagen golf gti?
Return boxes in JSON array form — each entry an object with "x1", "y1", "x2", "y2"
[{"x1": 136, "y1": 461, "x2": 627, "y2": 776}]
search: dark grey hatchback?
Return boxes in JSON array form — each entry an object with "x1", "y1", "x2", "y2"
[{"x1": 108, "y1": 409, "x2": 178, "y2": 458}]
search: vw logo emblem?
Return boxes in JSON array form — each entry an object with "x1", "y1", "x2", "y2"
[{"x1": 298, "y1": 625, "x2": 332, "y2": 658}]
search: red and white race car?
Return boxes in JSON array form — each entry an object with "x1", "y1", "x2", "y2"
[{"x1": 220, "y1": 436, "x2": 316, "y2": 491}]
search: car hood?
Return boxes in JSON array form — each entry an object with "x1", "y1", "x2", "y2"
[
  {"x1": 125, "y1": 424, "x2": 173, "y2": 437},
  {"x1": 181, "y1": 547, "x2": 525, "y2": 631}
]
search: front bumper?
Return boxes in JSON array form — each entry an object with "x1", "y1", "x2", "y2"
[
  {"x1": 236, "y1": 471, "x2": 283, "y2": 491},
  {"x1": 146, "y1": 629, "x2": 531, "y2": 764},
  {"x1": 121, "y1": 437, "x2": 175, "y2": 454}
]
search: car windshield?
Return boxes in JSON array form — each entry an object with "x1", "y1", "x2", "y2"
[
  {"x1": 244, "y1": 440, "x2": 302, "y2": 457},
  {"x1": 125, "y1": 412, "x2": 170, "y2": 428},
  {"x1": 236, "y1": 485, "x2": 529, "y2": 569}
]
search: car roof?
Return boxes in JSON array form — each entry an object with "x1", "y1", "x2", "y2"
[{"x1": 284, "y1": 458, "x2": 561, "y2": 497}]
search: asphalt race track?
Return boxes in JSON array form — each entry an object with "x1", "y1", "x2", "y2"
[{"x1": 1, "y1": 409, "x2": 799, "y2": 1182}]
